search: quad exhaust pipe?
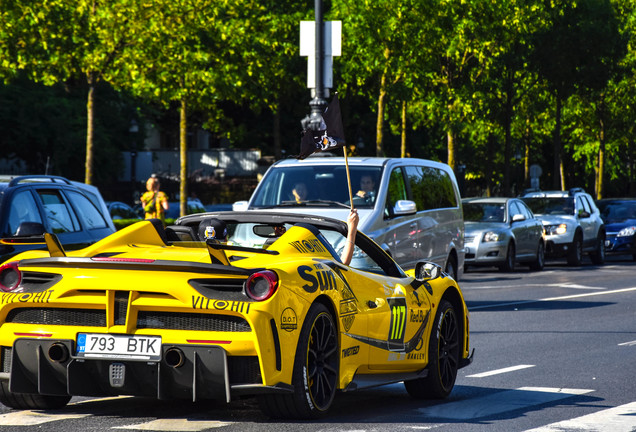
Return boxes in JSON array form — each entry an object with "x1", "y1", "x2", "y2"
[
  {"x1": 164, "y1": 347, "x2": 185, "y2": 368},
  {"x1": 47, "y1": 343, "x2": 69, "y2": 363}
]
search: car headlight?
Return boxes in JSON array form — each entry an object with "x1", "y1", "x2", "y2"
[
  {"x1": 482, "y1": 231, "x2": 499, "y2": 242},
  {"x1": 618, "y1": 226, "x2": 636, "y2": 237},
  {"x1": 545, "y1": 224, "x2": 567, "y2": 235}
]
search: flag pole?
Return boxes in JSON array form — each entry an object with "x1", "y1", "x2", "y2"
[{"x1": 344, "y1": 146, "x2": 354, "y2": 209}]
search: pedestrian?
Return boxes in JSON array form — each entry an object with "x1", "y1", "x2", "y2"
[{"x1": 141, "y1": 176, "x2": 169, "y2": 223}]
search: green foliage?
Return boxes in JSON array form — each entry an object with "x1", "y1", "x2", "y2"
[{"x1": 0, "y1": 0, "x2": 636, "y2": 198}]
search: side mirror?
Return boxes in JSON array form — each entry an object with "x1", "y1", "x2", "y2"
[
  {"x1": 393, "y1": 200, "x2": 417, "y2": 216},
  {"x1": 414, "y1": 261, "x2": 442, "y2": 281},
  {"x1": 232, "y1": 201, "x2": 248, "y2": 211},
  {"x1": 15, "y1": 222, "x2": 46, "y2": 237},
  {"x1": 511, "y1": 214, "x2": 525, "y2": 223},
  {"x1": 578, "y1": 210, "x2": 591, "y2": 219}
]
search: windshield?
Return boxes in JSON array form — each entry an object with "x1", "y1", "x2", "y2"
[
  {"x1": 251, "y1": 165, "x2": 383, "y2": 208},
  {"x1": 597, "y1": 201, "x2": 636, "y2": 223},
  {"x1": 521, "y1": 197, "x2": 574, "y2": 216},
  {"x1": 464, "y1": 202, "x2": 506, "y2": 223}
]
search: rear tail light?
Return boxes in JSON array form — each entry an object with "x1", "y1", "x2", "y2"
[
  {"x1": 244, "y1": 270, "x2": 278, "y2": 301},
  {"x1": 0, "y1": 261, "x2": 22, "y2": 292}
]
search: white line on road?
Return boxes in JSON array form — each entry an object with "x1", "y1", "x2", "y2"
[
  {"x1": 618, "y1": 340, "x2": 636, "y2": 346},
  {"x1": 466, "y1": 364, "x2": 535, "y2": 378},
  {"x1": 523, "y1": 401, "x2": 636, "y2": 432},
  {"x1": 417, "y1": 387, "x2": 593, "y2": 420},
  {"x1": 469, "y1": 286, "x2": 636, "y2": 310},
  {"x1": 0, "y1": 410, "x2": 90, "y2": 426},
  {"x1": 113, "y1": 418, "x2": 233, "y2": 431}
]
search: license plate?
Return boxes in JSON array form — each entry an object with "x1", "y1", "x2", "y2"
[{"x1": 76, "y1": 333, "x2": 161, "y2": 361}]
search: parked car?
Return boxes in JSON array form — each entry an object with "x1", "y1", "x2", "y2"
[
  {"x1": 204, "y1": 203, "x2": 233, "y2": 212},
  {"x1": 164, "y1": 198, "x2": 206, "y2": 220},
  {"x1": 0, "y1": 175, "x2": 115, "y2": 263},
  {"x1": 520, "y1": 188, "x2": 605, "y2": 266},
  {"x1": 596, "y1": 198, "x2": 636, "y2": 261},
  {"x1": 233, "y1": 157, "x2": 465, "y2": 279},
  {"x1": 106, "y1": 201, "x2": 142, "y2": 220},
  {"x1": 463, "y1": 197, "x2": 545, "y2": 272},
  {"x1": 0, "y1": 211, "x2": 472, "y2": 417}
]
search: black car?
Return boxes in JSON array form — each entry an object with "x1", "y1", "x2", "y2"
[
  {"x1": 596, "y1": 198, "x2": 636, "y2": 261},
  {"x1": 0, "y1": 175, "x2": 115, "y2": 264}
]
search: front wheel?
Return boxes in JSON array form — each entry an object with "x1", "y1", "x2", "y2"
[
  {"x1": 0, "y1": 381, "x2": 71, "y2": 410},
  {"x1": 259, "y1": 303, "x2": 339, "y2": 419},
  {"x1": 404, "y1": 299, "x2": 459, "y2": 399},
  {"x1": 567, "y1": 234, "x2": 583, "y2": 266},
  {"x1": 498, "y1": 242, "x2": 516, "y2": 272}
]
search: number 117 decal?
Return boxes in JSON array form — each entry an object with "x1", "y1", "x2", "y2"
[{"x1": 388, "y1": 297, "x2": 407, "y2": 346}]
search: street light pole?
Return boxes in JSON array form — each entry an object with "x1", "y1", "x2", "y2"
[{"x1": 304, "y1": 0, "x2": 327, "y2": 131}]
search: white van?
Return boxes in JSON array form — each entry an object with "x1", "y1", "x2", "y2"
[{"x1": 234, "y1": 157, "x2": 465, "y2": 280}]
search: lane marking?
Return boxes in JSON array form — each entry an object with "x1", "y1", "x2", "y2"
[
  {"x1": 524, "y1": 401, "x2": 636, "y2": 431},
  {"x1": 417, "y1": 387, "x2": 593, "y2": 420},
  {"x1": 0, "y1": 411, "x2": 89, "y2": 426},
  {"x1": 618, "y1": 340, "x2": 636, "y2": 346},
  {"x1": 466, "y1": 364, "x2": 535, "y2": 378},
  {"x1": 469, "y1": 286, "x2": 636, "y2": 310},
  {"x1": 113, "y1": 418, "x2": 232, "y2": 431},
  {"x1": 468, "y1": 283, "x2": 607, "y2": 290}
]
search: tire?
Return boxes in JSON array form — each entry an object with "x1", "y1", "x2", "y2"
[
  {"x1": 529, "y1": 241, "x2": 545, "y2": 271},
  {"x1": 498, "y1": 242, "x2": 516, "y2": 272},
  {"x1": 0, "y1": 381, "x2": 71, "y2": 410},
  {"x1": 444, "y1": 255, "x2": 458, "y2": 280},
  {"x1": 404, "y1": 299, "x2": 459, "y2": 399},
  {"x1": 567, "y1": 234, "x2": 583, "y2": 266},
  {"x1": 259, "y1": 303, "x2": 338, "y2": 419},
  {"x1": 589, "y1": 232, "x2": 605, "y2": 265}
]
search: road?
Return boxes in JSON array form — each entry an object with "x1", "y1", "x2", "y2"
[{"x1": 1, "y1": 256, "x2": 635, "y2": 431}]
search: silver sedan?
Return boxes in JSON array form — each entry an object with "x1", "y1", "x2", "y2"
[{"x1": 463, "y1": 197, "x2": 545, "y2": 272}]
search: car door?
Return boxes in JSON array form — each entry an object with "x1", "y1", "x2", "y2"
[
  {"x1": 509, "y1": 200, "x2": 532, "y2": 257},
  {"x1": 576, "y1": 195, "x2": 595, "y2": 248},
  {"x1": 518, "y1": 200, "x2": 542, "y2": 254},
  {"x1": 384, "y1": 167, "x2": 420, "y2": 269}
]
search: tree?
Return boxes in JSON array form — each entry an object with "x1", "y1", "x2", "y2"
[
  {"x1": 0, "y1": 0, "x2": 150, "y2": 184},
  {"x1": 531, "y1": 0, "x2": 624, "y2": 190}
]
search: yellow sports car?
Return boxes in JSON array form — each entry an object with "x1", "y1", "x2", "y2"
[{"x1": 0, "y1": 212, "x2": 472, "y2": 418}]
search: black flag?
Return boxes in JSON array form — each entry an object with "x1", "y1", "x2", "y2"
[{"x1": 298, "y1": 94, "x2": 346, "y2": 160}]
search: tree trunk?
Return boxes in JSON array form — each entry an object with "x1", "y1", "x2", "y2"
[
  {"x1": 596, "y1": 118, "x2": 605, "y2": 200},
  {"x1": 85, "y1": 73, "x2": 95, "y2": 185},
  {"x1": 273, "y1": 102, "x2": 281, "y2": 160},
  {"x1": 553, "y1": 92, "x2": 562, "y2": 189},
  {"x1": 447, "y1": 130, "x2": 456, "y2": 171},
  {"x1": 180, "y1": 97, "x2": 187, "y2": 218},
  {"x1": 503, "y1": 71, "x2": 514, "y2": 196},
  {"x1": 376, "y1": 71, "x2": 387, "y2": 157},
  {"x1": 400, "y1": 100, "x2": 407, "y2": 158}
]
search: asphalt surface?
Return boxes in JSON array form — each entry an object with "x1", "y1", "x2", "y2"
[{"x1": 1, "y1": 255, "x2": 635, "y2": 431}]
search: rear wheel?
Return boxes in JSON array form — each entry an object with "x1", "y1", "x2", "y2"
[
  {"x1": 498, "y1": 242, "x2": 516, "y2": 272},
  {"x1": 259, "y1": 303, "x2": 338, "y2": 419},
  {"x1": 0, "y1": 381, "x2": 71, "y2": 410},
  {"x1": 589, "y1": 232, "x2": 605, "y2": 265},
  {"x1": 404, "y1": 299, "x2": 459, "y2": 399},
  {"x1": 567, "y1": 234, "x2": 583, "y2": 266},
  {"x1": 529, "y1": 241, "x2": 545, "y2": 271}
]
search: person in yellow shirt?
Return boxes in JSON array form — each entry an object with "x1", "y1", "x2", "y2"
[{"x1": 140, "y1": 176, "x2": 169, "y2": 222}]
